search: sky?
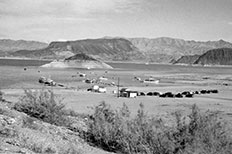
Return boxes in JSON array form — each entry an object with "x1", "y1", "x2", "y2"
[{"x1": 0, "y1": 0, "x2": 232, "y2": 42}]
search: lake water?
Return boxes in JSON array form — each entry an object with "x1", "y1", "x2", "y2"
[
  {"x1": 0, "y1": 58, "x2": 232, "y2": 75},
  {"x1": 108, "y1": 62, "x2": 232, "y2": 75},
  {"x1": 0, "y1": 58, "x2": 51, "y2": 66}
]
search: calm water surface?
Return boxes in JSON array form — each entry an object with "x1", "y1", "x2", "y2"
[
  {"x1": 109, "y1": 62, "x2": 232, "y2": 75},
  {"x1": 0, "y1": 58, "x2": 51, "y2": 66},
  {"x1": 0, "y1": 58, "x2": 232, "y2": 75}
]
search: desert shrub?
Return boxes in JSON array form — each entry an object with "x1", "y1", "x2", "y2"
[
  {"x1": 0, "y1": 90, "x2": 4, "y2": 101},
  {"x1": 14, "y1": 89, "x2": 71, "y2": 127},
  {"x1": 85, "y1": 102, "x2": 232, "y2": 154},
  {"x1": 172, "y1": 104, "x2": 232, "y2": 153},
  {"x1": 85, "y1": 102, "x2": 173, "y2": 153},
  {"x1": 85, "y1": 102, "x2": 122, "y2": 151},
  {"x1": 63, "y1": 108, "x2": 87, "y2": 118},
  {"x1": 0, "y1": 108, "x2": 6, "y2": 115}
]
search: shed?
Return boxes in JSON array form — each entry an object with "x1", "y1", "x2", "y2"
[
  {"x1": 90, "y1": 85, "x2": 106, "y2": 93},
  {"x1": 120, "y1": 88, "x2": 138, "y2": 98},
  {"x1": 79, "y1": 73, "x2": 86, "y2": 77},
  {"x1": 127, "y1": 91, "x2": 137, "y2": 98},
  {"x1": 92, "y1": 85, "x2": 100, "y2": 92},
  {"x1": 98, "y1": 86, "x2": 106, "y2": 93}
]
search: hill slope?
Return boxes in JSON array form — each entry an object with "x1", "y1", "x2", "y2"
[
  {"x1": 194, "y1": 48, "x2": 232, "y2": 65},
  {"x1": 173, "y1": 55, "x2": 201, "y2": 64},
  {"x1": 0, "y1": 39, "x2": 48, "y2": 55},
  {"x1": 0, "y1": 96, "x2": 113, "y2": 154},
  {"x1": 12, "y1": 38, "x2": 145, "y2": 61}
]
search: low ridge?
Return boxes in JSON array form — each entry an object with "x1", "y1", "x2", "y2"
[{"x1": 0, "y1": 39, "x2": 48, "y2": 54}]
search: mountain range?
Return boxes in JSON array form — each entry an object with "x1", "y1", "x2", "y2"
[
  {"x1": 11, "y1": 38, "x2": 144, "y2": 61},
  {"x1": 128, "y1": 37, "x2": 232, "y2": 62},
  {"x1": 1, "y1": 37, "x2": 232, "y2": 65},
  {"x1": 0, "y1": 39, "x2": 48, "y2": 56}
]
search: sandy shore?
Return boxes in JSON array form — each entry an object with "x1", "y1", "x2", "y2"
[{"x1": 41, "y1": 60, "x2": 113, "y2": 69}]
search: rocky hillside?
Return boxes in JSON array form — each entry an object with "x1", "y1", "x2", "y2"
[
  {"x1": 41, "y1": 53, "x2": 113, "y2": 69},
  {"x1": 128, "y1": 37, "x2": 232, "y2": 63},
  {"x1": 0, "y1": 93, "x2": 112, "y2": 154},
  {"x1": 173, "y1": 48, "x2": 232, "y2": 65},
  {"x1": 173, "y1": 55, "x2": 201, "y2": 64},
  {"x1": 194, "y1": 48, "x2": 232, "y2": 65},
  {"x1": 12, "y1": 38, "x2": 145, "y2": 61},
  {"x1": 0, "y1": 39, "x2": 48, "y2": 56}
]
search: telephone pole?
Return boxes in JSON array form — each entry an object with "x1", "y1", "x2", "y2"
[{"x1": 117, "y1": 77, "x2": 120, "y2": 98}]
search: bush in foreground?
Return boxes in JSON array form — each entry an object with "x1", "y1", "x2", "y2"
[
  {"x1": 85, "y1": 102, "x2": 232, "y2": 154},
  {"x1": 0, "y1": 90, "x2": 4, "y2": 101},
  {"x1": 14, "y1": 89, "x2": 71, "y2": 127}
]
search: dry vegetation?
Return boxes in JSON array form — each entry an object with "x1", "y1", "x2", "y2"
[
  {"x1": 1, "y1": 89, "x2": 232, "y2": 154},
  {"x1": 0, "y1": 89, "x2": 106, "y2": 154},
  {"x1": 85, "y1": 102, "x2": 232, "y2": 154},
  {"x1": 14, "y1": 89, "x2": 73, "y2": 127}
]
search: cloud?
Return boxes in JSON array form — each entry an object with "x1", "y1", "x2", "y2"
[
  {"x1": 0, "y1": 0, "x2": 143, "y2": 40},
  {"x1": 0, "y1": 0, "x2": 164, "y2": 41},
  {"x1": 228, "y1": 22, "x2": 232, "y2": 25},
  {"x1": 0, "y1": 33, "x2": 7, "y2": 38},
  {"x1": 0, "y1": 0, "x2": 142, "y2": 19}
]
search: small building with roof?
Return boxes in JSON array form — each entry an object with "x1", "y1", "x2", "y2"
[
  {"x1": 119, "y1": 88, "x2": 138, "y2": 98},
  {"x1": 89, "y1": 85, "x2": 106, "y2": 93}
]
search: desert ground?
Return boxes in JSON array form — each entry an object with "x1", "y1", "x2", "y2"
[{"x1": 1, "y1": 61, "x2": 232, "y2": 124}]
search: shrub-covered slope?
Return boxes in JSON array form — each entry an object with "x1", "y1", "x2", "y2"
[{"x1": 0, "y1": 90, "x2": 113, "y2": 154}]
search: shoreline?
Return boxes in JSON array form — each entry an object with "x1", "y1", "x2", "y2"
[
  {"x1": 174, "y1": 63, "x2": 232, "y2": 68},
  {"x1": 0, "y1": 57, "x2": 52, "y2": 61},
  {"x1": 1, "y1": 57, "x2": 232, "y2": 68}
]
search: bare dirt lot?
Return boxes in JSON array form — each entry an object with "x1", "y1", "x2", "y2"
[{"x1": 1, "y1": 63, "x2": 232, "y2": 124}]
